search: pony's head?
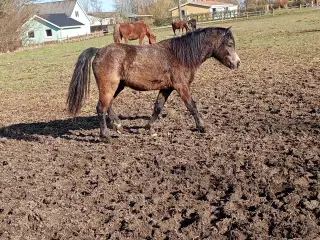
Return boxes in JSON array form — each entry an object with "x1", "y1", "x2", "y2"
[
  {"x1": 170, "y1": 27, "x2": 240, "y2": 69},
  {"x1": 149, "y1": 34, "x2": 157, "y2": 44},
  {"x1": 212, "y1": 27, "x2": 240, "y2": 69}
]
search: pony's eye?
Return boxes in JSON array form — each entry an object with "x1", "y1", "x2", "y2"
[{"x1": 227, "y1": 42, "x2": 233, "y2": 47}]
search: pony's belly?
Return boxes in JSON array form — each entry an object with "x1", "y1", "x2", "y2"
[
  {"x1": 125, "y1": 76, "x2": 171, "y2": 91},
  {"x1": 128, "y1": 34, "x2": 139, "y2": 40}
]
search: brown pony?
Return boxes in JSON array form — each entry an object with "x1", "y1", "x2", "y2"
[
  {"x1": 172, "y1": 21, "x2": 189, "y2": 35},
  {"x1": 67, "y1": 27, "x2": 240, "y2": 142},
  {"x1": 113, "y1": 21, "x2": 156, "y2": 45},
  {"x1": 188, "y1": 19, "x2": 197, "y2": 31}
]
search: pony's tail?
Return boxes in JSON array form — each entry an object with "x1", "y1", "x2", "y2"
[
  {"x1": 67, "y1": 47, "x2": 100, "y2": 116},
  {"x1": 113, "y1": 24, "x2": 121, "y2": 43}
]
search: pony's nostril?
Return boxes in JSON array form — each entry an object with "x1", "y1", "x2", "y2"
[{"x1": 237, "y1": 61, "x2": 241, "y2": 68}]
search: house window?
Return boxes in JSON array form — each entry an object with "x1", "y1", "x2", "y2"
[
  {"x1": 75, "y1": 11, "x2": 79, "y2": 17},
  {"x1": 45, "y1": 29, "x2": 52, "y2": 37},
  {"x1": 181, "y1": 10, "x2": 186, "y2": 17},
  {"x1": 28, "y1": 31, "x2": 35, "y2": 38}
]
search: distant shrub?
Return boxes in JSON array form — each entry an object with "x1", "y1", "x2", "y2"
[{"x1": 154, "y1": 17, "x2": 173, "y2": 26}]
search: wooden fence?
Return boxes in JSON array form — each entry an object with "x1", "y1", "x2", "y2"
[{"x1": 153, "y1": 3, "x2": 319, "y2": 27}]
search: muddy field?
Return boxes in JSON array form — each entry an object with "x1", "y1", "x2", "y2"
[{"x1": 1, "y1": 10, "x2": 320, "y2": 239}]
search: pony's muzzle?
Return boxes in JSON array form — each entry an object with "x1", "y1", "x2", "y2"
[
  {"x1": 236, "y1": 60, "x2": 241, "y2": 69},
  {"x1": 229, "y1": 53, "x2": 240, "y2": 69}
]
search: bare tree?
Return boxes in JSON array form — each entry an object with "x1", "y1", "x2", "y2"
[
  {"x1": 148, "y1": 0, "x2": 175, "y2": 19},
  {"x1": 90, "y1": 0, "x2": 102, "y2": 12},
  {"x1": 78, "y1": 0, "x2": 90, "y2": 12},
  {"x1": 113, "y1": 0, "x2": 156, "y2": 14},
  {"x1": 0, "y1": 0, "x2": 36, "y2": 52},
  {"x1": 113, "y1": 0, "x2": 134, "y2": 14}
]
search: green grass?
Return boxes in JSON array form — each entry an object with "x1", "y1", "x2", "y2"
[
  {"x1": 0, "y1": 9, "x2": 319, "y2": 126},
  {"x1": 0, "y1": 9, "x2": 318, "y2": 93}
]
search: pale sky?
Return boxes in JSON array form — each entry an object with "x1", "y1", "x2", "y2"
[
  {"x1": 38, "y1": 0, "x2": 115, "y2": 12},
  {"x1": 102, "y1": 0, "x2": 114, "y2": 12}
]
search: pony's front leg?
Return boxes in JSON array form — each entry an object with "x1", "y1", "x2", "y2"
[
  {"x1": 139, "y1": 37, "x2": 143, "y2": 45},
  {"x1": 174, "y1": 83, "x2": 205, "y2": 133},
  {"x1": 107, "y1": 106, "x2": 123, "y2": 133},
  {"x1": 145, "y1": 87, "x2": 173, "y2": 130}
]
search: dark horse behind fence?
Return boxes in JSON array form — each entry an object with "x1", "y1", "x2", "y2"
[
  {"x1": 67, "y1": 27, "x2": 240, "y2": 142},
  {"x1": 113, "y1": 21, "x2": 156, "y2": 45},
  {"x1": 171, "y1": 21, "x2": 189, "y2": 35},
  {"x1": 188, "y1": 18, "x2": 197, "y2": 31}
]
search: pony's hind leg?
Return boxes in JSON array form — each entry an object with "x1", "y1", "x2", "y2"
[
  {"x1": 96, "y1": 80, "x2": 120, "y2": 142},
  {"x1": 173, "y1": 83, "x2": 205, "y2": 133},
  {"x1": 145, "y1": 87, "x2": 173, "y2": 130},
  {"x1": 106, "y1": 81, "x2": 125, "y2": 133},
  {"x1": 96, "y1": 100, "x2": 111, "y2": 142}
]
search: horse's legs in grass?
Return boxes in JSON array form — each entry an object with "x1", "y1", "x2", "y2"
[
  {"x1": 139, "y1": 33, "x2": 146, "y2": 45},
  {"x1": 145, "y1": 87, "x2": 173, "y2": 130},
  {"x1": 106, "y1": 80, "x2": 125, "y2": 132},
  {"x1": 174, "y1": 83, "x2": 205, "y2": 132}
]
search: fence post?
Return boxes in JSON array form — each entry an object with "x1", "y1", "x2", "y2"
[
  {"x1": 246, "y1": 12, "x2": 248, "y2": 19},
  {"x1": 299, "y1": 4, "x2": 302, "y2": 9}
]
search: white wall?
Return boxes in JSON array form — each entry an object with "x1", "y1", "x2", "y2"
[
  {"x1": 70, "y1": 2, "x2": 91, "y2": 34},
  {"x1": 59, "y1": 27, "x2": 86, "y2": 39},
  {"x1": 88, "y1": 15, "x2": 115, "y2": 26},
  {"x1": 211, "y1": 4, "x2": 238, "y2": 19}
]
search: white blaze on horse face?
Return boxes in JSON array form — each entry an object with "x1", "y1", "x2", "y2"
[
  {"x1": 230, "y1": 51, "x2": 240, "y2": 68},
  {"x1": 225, "y1": 46, "x2": 240, "y2": 69}
]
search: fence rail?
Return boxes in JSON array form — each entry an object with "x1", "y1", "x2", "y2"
[{"x1": 153, "y1": 3, "x2": 319, "y2": 27}]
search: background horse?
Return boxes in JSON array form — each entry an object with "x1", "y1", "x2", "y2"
[
  {"x1": 188, "y1": 19, "x2": 197, "y2": 31},
  {"x1": 113, "y1": 21, "x2": 156, "y2": 45},
  {"x1": 171, "y1": 21, "x2": 189, "y2": 35},
  {"x1": 67, "y1": 27, "x2": 240, "y2": 142}
]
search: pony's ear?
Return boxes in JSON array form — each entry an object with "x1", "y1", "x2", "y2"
[{"x1": 226, "y1": 26, "x2": 232, "y2": 33}]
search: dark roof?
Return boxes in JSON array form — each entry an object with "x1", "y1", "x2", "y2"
[
  {"x1": 38, "y1": 13, "x2": 84, "y2": 27},
  {"x1": 34, "y1": 0, "x2": 76, "y2": 17}
]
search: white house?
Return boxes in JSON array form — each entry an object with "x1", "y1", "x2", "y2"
[
  {"x1": 87, "y1": 12, "x2": 117, "y2": 32},
  {"x1": 169, "y1": 1, "x2": 239, "y2": 19},
  {"x1": 22, "y1": 0, "x2": 91, "y2": 46}
]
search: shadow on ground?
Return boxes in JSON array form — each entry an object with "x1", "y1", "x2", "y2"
[{"x1": 0, "y1": 115, "x2": 150, "y2": 142}]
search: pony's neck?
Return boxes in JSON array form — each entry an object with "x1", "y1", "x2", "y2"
[{"x1": 169, "y1": 29, "x2": 216, "y2": 68}]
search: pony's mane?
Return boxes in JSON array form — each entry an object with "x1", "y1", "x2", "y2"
[{"x1": 169, "y1": 27, "x2": 232, "y2": 68}]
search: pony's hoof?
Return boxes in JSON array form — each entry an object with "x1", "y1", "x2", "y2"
[
  {"x1": 115, "y1": 124, "x2": 123, "y2": 134},
  {"x1": 108, "y1": 121, "x2": 123, "y2": 134},
  {"x1": 144, "y1": 123, "x2": 152, "y2": 130},
  {"x1": 100, "y1": 135, "x2": 112, "y2": 143},
  {"x1": 198, "y1": 126, "x2": 206, "y2": 133}
]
